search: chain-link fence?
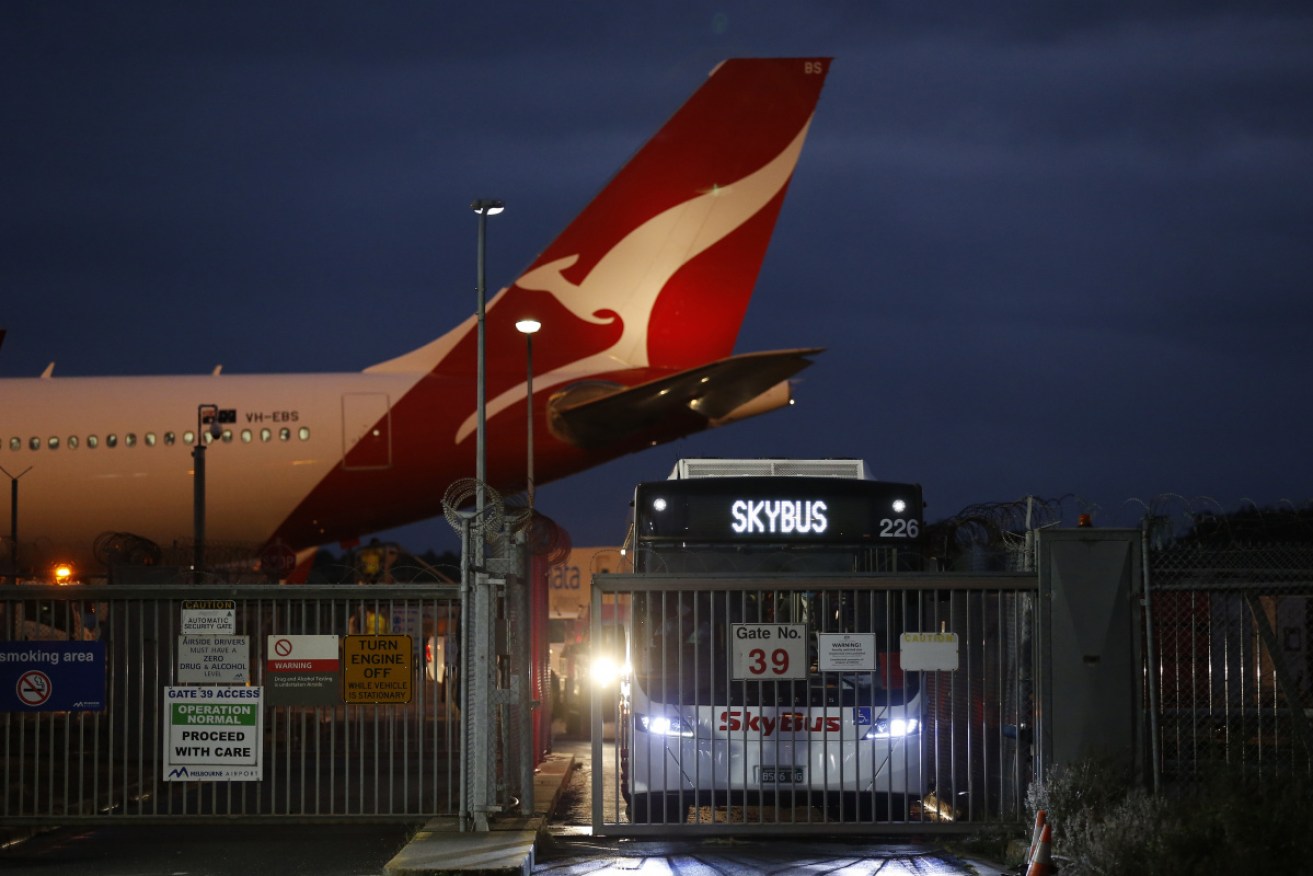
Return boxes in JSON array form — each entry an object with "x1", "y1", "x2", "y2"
[
  {"x1": 928, "y1": 495, "x2": 1313, "y2": 790},
  {"x1": 1148, "y1": 541, "x2": 1313, "y2": 782}
]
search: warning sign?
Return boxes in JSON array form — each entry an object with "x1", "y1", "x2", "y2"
[
  {"x1": 266, "y1": 635, "x2": 340, "y2": 706},
  {"x1": 342, "y1": 635, "x2": 413, "y2": 704},
  {"x1": 818, "y1": 633, "x2": 877, "y2": 672}
]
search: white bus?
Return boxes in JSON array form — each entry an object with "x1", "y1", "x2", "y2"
[{"x1": 614, "y1": 460, "x2": 928, "y2": 824}]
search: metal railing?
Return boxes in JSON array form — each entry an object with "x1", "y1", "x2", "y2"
[{"x1": 1, "y1": 584, "x2": 460, "y2": 824}]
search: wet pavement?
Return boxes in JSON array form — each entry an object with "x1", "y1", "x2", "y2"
[{"x1": 538, "y1": 737, "x2": 1010, "y2": 876}]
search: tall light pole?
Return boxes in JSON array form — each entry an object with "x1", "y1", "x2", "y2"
[
  {"x1": 514, "y1": 319, "x2": 541, "y2": 513},
  {"x1": 467, "y1": 197, "x2": 504, "y2": 831},
  {"x1": 1, "y1": 465, "x2": 32, "y2": 581},
  {"x1": 193, "y1": 404, "x2": 222, "y2": 583},
  {"x1": 470, "y1": 199, "x2": 504, "y2": 527}
]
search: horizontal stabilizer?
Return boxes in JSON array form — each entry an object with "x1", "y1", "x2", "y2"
[{"x1": 547, "y1": 348, "x2": 822, "y2": 448}]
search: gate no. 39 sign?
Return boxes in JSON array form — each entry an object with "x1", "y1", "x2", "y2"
[{"x1": 730, "y1": 624, "x2": 808, "y2": 680}]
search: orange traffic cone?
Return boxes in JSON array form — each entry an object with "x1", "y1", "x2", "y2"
[
  {"x1": 1025, "y1": 823, "x2": 1053, "y2": 876},
  {"x1": 1027, "y1": 809, "x2": 1047, "y2": 863}
]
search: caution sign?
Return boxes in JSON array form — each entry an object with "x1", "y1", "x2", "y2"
[
  {"x1": 181, "y1": 600, "x2": 236, "y2": 636},
  {"x1": 162, "y1": 686, "x2": 263, "y2": 781},
  {"x1": 266, "y1": 635, "x2": 340, "y2": 706},
  {"x1": 342, "y1": 635, "x2": 413, "y2": 704},
  {"x1": 899, "y1": 631, "x2": 960, "y2": 671}
]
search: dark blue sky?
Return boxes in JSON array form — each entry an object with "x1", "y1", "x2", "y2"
[{"x1": 4, "y1": 2, "x2": 1311, "y2": 552}]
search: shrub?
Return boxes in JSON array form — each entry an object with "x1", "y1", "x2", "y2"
[{"x1": 1026, "y1": 759, "x2": 1313, "y2": 875}]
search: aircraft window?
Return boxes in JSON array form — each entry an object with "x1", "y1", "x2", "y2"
[
  {"x1": 87, "y1": 435, "x2": 99, "y2": 448},
  {"x1": 241, "y1": 429, "x2": 252, "y2": 444},
  {"x1": 203, "y1": 431, "x2": 214, "y2": 445},
  {"x1": 48, "y1": 436, "x2": 60, "y2": 450},
  {"x1": 125, "y1": 433, "x2": 137, "y2": 448},
  {"x1": 280, "y1": 428, "x2": 291, "y2": 442},
  {"x1": 260, "y1": 428, "x2": 272, "y2": 443},
  {"x1": 299, "y1": 427, "x2": 310, "y2": 441},
  {"x1": 165, "y1": 432, "x2": 176, "y2": 445},
  {"x1": 9, "y1": 437, "x2": 19, "y2": 451},
  {"x1": 221, "y1": 430, "x2": 233, "y2": 443},
  {"x1": 68, "y1": 436, "x2": 79, "y2": 450},
  {"x1": 29, "y1": 437, "x2": 40, "y2": 450},
  {"x1": 145, "y1": 433, "x2": 157, "y2": 447},
  {"x1": 107, "y1": 434, "x2": 118, "y2": 448}
]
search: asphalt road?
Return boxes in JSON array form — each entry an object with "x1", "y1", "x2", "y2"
[{"x1": 1, "y1": 821, "x2": 419, "y2": 876}]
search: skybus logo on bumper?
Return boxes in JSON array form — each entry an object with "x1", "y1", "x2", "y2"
[{"x1": 718, "y1": 710, "x2": 842, "y2": 735}]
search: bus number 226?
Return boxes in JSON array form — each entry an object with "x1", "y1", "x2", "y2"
[
  {"x1": 747, "y1": 648, "x2": 790, "y2": 675},
  {"x1": 880, "y1": 518, "x2": 920, "y2": 539}
]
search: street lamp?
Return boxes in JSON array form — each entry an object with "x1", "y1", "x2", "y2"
[
  {"x1": 514, "y1": 319, "x2": 541, "y2": 513},
  {"x1": 470, "y1": 199, "x2": 504, "y2": 528}
]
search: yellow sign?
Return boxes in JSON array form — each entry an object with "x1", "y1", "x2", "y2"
[
  {"x1": 899, "y1": 631, "x2": 960, "y2": 671},
  {"x1": 342, "y1": 635, "x2": 413, "y2": 704}
]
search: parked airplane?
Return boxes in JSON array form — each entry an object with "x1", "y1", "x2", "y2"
[{"x1": 1, "y1": 57, "x2": 831, "y2": 578}]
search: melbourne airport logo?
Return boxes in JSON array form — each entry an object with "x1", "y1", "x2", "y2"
[{"x1": 168, "y1": 766, "x2": 259, "y2": 780}]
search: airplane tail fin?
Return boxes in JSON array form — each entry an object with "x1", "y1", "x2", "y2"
[{"x1": 368, "y1": 58, "x2": 831, "y2": 381}]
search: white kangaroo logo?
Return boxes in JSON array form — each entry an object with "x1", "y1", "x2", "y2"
[{"x1": 457, "y1": 117, "x2": 814, "y2": 444}]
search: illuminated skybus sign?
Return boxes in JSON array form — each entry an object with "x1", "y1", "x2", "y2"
[{"x1": 632, "y1": 477, "x2": 923, "y2": 545}]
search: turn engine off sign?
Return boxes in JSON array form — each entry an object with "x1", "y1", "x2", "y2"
[{"x1": 342, "y1": 635, "x2": 413, "y2": 704}]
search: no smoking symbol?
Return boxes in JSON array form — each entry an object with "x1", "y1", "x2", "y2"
[
  {"x1": 274, "y1": 639, "x2": 293, "y2": 657},
  {"x1": 17, "y1": 670, "x2": 52, "y2": 707}
]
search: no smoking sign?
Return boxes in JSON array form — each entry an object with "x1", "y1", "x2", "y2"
[
  {"x1": 17, "y1": 670, "x2": 52, "y2": 706},
  {"x1": 0, "y1": 643, "x2": 105, "y2": 712}
]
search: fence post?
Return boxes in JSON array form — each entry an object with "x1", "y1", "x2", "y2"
[{"x1": 1140, "y1": 524, "x2": 1162, "y2": 794}]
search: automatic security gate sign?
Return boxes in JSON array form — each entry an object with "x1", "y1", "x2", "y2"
[{"x1": 730, "y1": 623, "x2": 808, "y2": 680}]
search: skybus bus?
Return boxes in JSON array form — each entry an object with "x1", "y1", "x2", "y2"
[{"x1": 612, "y1": 459, "x2": 928, "y2": 825}]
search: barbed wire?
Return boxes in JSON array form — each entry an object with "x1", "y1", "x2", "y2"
[{"x1": 933, "y1": 494, "x2": 1313, "y2": 556}]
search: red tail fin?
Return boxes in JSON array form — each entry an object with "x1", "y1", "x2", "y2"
[{"x1": 502, "y1": 58, "x2": 832, "y2": 379}]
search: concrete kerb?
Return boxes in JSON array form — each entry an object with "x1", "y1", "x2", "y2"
[{"x1": 384, "y1": 752, "x2": 576, "y2": 876}]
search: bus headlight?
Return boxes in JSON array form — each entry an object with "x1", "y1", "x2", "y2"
[
  {"x1": 637, "y1": 713, "x2": 695, "y2": 738},
  {"x1": 864, "y1": 717, "x2": 919, "y2": 740}
]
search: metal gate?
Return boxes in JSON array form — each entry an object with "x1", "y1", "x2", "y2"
[
  {"x1": 1, "y1": 584, "x2": 460, "y2": 824},
  {"x1": 590, "y1": 572, "x2": 1038, "y2": 835}
]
